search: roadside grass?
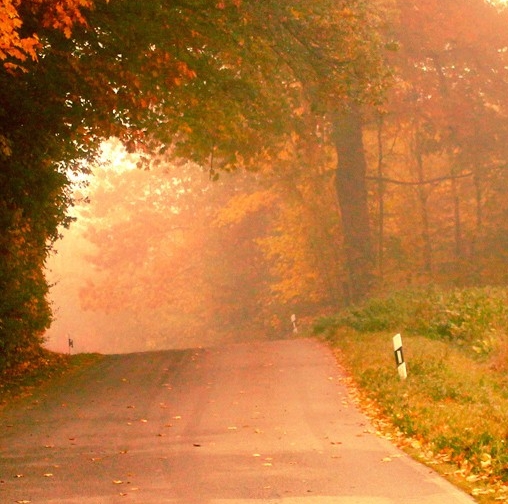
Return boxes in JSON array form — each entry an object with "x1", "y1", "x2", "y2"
[
  {"x1": 314, "y1": 286, "x2": 508, "y2": 503},
  {"x1": 0, "y1": 349, "x2": 102, "y2": 408}
]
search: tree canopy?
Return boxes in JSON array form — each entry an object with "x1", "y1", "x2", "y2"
[
  {"x1": 5, "y1": 0, "x2": 508, "y2": 367},
  {"x1": 0, "y1": 0, "x2": 389, "y2": 368}
]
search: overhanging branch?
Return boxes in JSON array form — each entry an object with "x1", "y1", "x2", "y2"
[{"x1": 366, "y1": 172, "x2": 473, "y2": 186}]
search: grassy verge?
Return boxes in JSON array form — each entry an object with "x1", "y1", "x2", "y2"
[
  {"x1": 315, "y1": 286, "x2": 508, "y2": 503},
  {"x1": 0, "y1": 349, "x2": 103, "y2": 409}
]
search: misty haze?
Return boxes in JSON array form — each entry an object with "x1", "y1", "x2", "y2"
[{"x1": 4, "y1": 0, "x2": 508, "y2": 502}]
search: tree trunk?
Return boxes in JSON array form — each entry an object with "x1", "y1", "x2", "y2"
[
  {"x1": 451, "y1": 168, "x2": 463, "y2": 260},
  {"x1": 414, "y1": 140, "x2": 433, "y2": 276},
  {"x1": 331, "y1": 105, "x2": 374, "y2": 302},
  {"x1": 376, "y1": 114, "x2": 385, "y2": 283}
]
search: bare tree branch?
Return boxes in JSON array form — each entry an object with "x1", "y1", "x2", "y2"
[{"x1": 366, "y1": 172, "x2": 473, "y2": 186}]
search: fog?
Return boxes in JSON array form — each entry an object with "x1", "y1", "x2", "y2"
[
  {"x1": 45, "y1": 220, "x2": 272, "y2": 355},
  {"x1": 45, "y1": 230, "x2": 233, "y2": 355},
  {"x1": 44, "y1": 144, "x2": 284, "y2": 355}
]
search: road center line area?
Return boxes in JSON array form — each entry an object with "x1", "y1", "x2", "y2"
[{"x1": 0, "y1": 338, "x2": 475, "y2": 503}]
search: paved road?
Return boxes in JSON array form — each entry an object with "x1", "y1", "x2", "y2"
[{"x1": 0, "y1": 339, "x2": 475, "y2": 503}]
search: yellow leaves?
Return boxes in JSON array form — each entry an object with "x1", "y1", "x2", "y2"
[
  {"x1": 471, "y1": 487, "x2": 496, "y2": 497},
  {"x1": 213, "y1": 190, "x2": 277, "y2": 227}
]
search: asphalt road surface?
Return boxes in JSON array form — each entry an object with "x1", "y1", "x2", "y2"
[{"x1": 0, "y1": 338, "x2": 476, "y2": 504}]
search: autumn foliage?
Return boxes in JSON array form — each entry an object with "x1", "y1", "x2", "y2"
[{"x1": 4, "y1": 0, "x2": 508, "y2": 369}]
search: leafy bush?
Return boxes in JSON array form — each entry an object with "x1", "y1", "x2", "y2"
[{"x1": 314, "y1": 286, "x2": 508, "y2": 356}]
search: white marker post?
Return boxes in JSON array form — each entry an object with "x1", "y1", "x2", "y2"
[
  {"x1": 392, "y1": 333, "x2": 407, "y2": 380},
  {"x1": 291, "y1": 314, "x2": 298, "y2": 334}
]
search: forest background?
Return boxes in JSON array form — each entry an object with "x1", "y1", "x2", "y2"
[{"x1": 2, "y1": 0, "x2": 508, "y2": 363}]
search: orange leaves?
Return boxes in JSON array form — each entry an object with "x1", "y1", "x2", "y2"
[
  {"x1": 175, "y1": 60, "x2": 197, "y2": 81},
  {"x1": 143, "y1": 50, "x2": 197, "y2": 88},
  {"x1": 0, "y1": 0, "x2": 98, "y2": 71},
  {"x1": 0, "y1": 0, "x2": 40, "y2": 70},
  {"x1": 216, "y1": 0, "x2": 241, "y2": 9},
  {"x1": 34, "y1": 0, "x2": 95, "y2": 36}
]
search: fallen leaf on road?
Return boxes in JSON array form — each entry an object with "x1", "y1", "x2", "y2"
[
  {"x1": 113, "y1": 480, "x2": 124, "y2": 485},
  {"x1": 15, "y1": 474, "x2": 24, "y2": 478},
  {"x1": 382, "y1": 457, "x2": 392, "y2": 463},
  {"x1": 16, "y1": 500, "x2": 31, "y2": 503},
  {"x1": 43, "y1": 473, "x2": 54, "y2": 477}
]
